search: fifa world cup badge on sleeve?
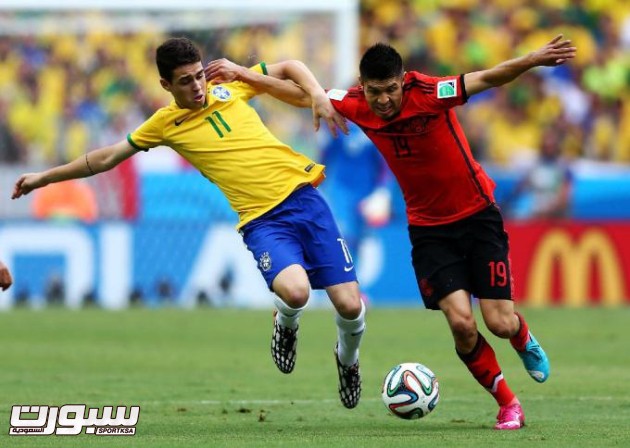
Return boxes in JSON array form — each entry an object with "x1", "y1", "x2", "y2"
[
  {"x1": 437, "y1": 80, "x2": 457, "y2": 99},
  {"x1": 327, "y1": 89, "x2": 348, "y2": 101}
]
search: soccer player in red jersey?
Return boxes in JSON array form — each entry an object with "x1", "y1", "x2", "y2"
[{"x1": 321, "y1": 34, "x2": 575, "y2": 429}]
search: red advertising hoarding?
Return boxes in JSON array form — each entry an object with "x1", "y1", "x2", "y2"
[{"x1": 505, "y1": 222, "x2": 630, "y2": 306}]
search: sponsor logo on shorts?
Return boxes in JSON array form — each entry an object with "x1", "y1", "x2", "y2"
[{"x1": 337, "y1": 237, "x2": 355, "y2": 273}]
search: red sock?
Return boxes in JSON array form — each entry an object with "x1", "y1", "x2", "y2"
[
  {"x1": 510, "y1": 312, "x2": 530, "y2": 352},
  {"x1": 457, "y1": 333, "x2": 515, "y2": 406}
]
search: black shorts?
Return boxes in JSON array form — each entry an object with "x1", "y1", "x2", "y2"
[{"x1": 408, "y1": 204, "x2": 513, "y2": 310}]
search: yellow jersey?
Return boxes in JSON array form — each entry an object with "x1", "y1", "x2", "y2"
[{"x1": 127, "y1": 63, "x2": 324, "y2": 229}]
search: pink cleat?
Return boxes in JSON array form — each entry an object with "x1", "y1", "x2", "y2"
[{"x1": 494, "y1": 403, "x2": 525, "y2": 430}]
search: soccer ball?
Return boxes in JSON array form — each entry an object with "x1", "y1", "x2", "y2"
[{"x1": 382, "y1": 362, "x2": 439, "y2": 420}]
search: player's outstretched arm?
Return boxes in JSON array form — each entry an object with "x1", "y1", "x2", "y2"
[
  {"x1": 205, "y1": 58, "x2": 347, "y2": 137},
  {"x1": 464, "y1": 34, "x2": 577, "y2": 96},
  {"x1": 0, "y1": 261, "x2": 12, "y2": 291},
  {"x1": 265, "y1": 60, "x2": 348, "y2": 137},
  {"x1": 205, "y1": 58, "x2": 310, "y2": 106},
  {"x1": 12, "y1": 140, "x2": 137, "y2": 200}
]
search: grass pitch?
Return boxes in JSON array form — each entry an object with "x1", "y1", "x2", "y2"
[{"x1": 0, "y1": 306, "x2": 628, "y2": 447}]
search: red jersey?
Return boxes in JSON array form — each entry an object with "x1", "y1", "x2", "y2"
[{"x1": 328, "y1": 72, "x2": 496, "y2": 226}]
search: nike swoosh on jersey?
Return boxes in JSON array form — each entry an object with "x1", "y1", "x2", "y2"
[
  {"x1": 344, "y1": 265, "x2": 354, "y2": 272},
  {"x1": 174, "y1": 118, "x2": 187, "y2": 126}
]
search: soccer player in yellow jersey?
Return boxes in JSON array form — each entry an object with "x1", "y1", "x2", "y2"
[{"x1": 12, "y1": 37, "x2": 365, "y2": 409}]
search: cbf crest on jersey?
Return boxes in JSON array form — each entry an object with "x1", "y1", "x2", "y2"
[
  {"x1": 437, "y1": 80, "x2": 457, "y2": 99},
  {"x1": 212, "y1": 85, "x2": 232, "y2": 101},
  {"x1": 259, "y1": 252, "x2": 272, "y2": 272}
]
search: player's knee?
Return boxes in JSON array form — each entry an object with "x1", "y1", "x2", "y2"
[
  {"x1": 277, "y1": 283, "x2": 310, "y2": 309},
  {"x1": 485, "y1": 314, "x2": 515, "y2": 338},
  {"x1": 449, "y1": 314, "x2": 477, "y2": 342},
  {"x1": 334, "y1": 294, "x2": 363, "y2": 319}
]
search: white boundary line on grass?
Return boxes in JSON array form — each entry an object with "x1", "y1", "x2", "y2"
[
  {"x1": 139, "y1": 395, "x2": 622, "y2": 406},
  {"x1": 1, "y1": 396, "x2": 620, "y2": 409}
]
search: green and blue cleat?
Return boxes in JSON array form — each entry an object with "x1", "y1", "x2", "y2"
[{"x1": 517, "y1": 332, "x2": 550, "y2": 383}]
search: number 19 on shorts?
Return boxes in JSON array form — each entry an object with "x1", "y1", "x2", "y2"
[{"x1": 488, "y1": 261, "x2": 508, "y2": 287}]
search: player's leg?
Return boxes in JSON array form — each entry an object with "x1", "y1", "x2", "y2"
[
  {"x1": 468, "y1": 205, "x2": 545, "y2": 429},
  {"x1": 480, "y1": 300, "x2": 550, "y2": 383},
  {"x1": 272, "y1": 264, "x2": 310, "y2": 316},
  {"x1": 409, "y1": 219, "x2": 521, "y2": 429},
  {"x1": 269, "y1": 264, "x2": 311, "y2": 373},
  {"x1": 325, "y1": 281, "x2": 365, "y2": 409},
  {"x1": 470, "y1": 205, "x2": 549, "y2": 384},
  {"x1": 438, "y1": 290, "x2": 521, "y2": 428},
  {"x1": 297, "y1": 185, "x2": 365, "y2": 408},
  {"x1": 326, "y1": 281, "x2": 365, "y2": 364},
  {"x1": 511, "y1": 311, "x2": 550, "y2": 382},
  {"x1": 240, "y1": 203, "x2": 312, "y2": 374}
]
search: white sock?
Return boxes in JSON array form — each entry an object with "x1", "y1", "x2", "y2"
[
  {"x1": 335, "y1": 300, "x2": 366, "y2": 366},
  {"x1": 274, "y1": 296, "x2": 306, "y2": 330}
]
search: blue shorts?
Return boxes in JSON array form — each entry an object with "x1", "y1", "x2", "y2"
[{"x1": 240, "y1": 185, "x2": 358, "y2": 291}]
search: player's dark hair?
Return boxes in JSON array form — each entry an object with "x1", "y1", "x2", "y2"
[
  {"x1": 156, "y1": 37, "x2": 201, "y2": 82},
  {"x1": 359, "y1": 43, "x2": 404, "y2": 81}
]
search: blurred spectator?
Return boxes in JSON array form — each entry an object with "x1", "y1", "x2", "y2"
[
  {"x1": 505, "y1": 128, "x2": 574, "y2": 220},
  {"x1": 584, "y1": 97, "x2": 624, "y2": 161},
  {"x1": 319, "y1": 122, "x2": 394, "y2": 262},
  {"x1": 0, "y1": 99, "x2": 26, "y2": 163},
  {"x1": 484, "y1": 87, "x2": 543, "y2": 165},
  {"x1": 32, "y1": 179, "x2": 99, "y2": 223},
  {"x1": 44, "y1": 272, "x2": 65, "y2": 305}
]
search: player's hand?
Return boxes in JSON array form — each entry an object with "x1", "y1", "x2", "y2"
[
  {"x1": 205, "y1": 58, "x2": 245, "y2": 84},
  {"x1": 0, "y1": 262, "x2": 12, "y2": 291},
  {"x1": 532, "y1": 34, "x2": 577, "y2": 66},
  {"x1": 311, "y1": 92, "x2": 348, "y2": 138},
  {"x1": 12, "y1": 173, "x2": 46, "y2": 199}
]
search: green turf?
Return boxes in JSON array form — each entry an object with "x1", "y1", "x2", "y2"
[{"x1": 0, "y1": 306, "x2": 629, "y2": 447}]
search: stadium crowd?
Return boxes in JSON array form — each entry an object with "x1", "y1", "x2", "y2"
[
  {"x1": 0, "y1": 1, "x2": 628, "y2": 190},
  {"x1": 0, "y1": 2, "x2": 628, "y2": 306},
  {"x1": 359, "y1": 0, "x2": 629, "y2": 165}
]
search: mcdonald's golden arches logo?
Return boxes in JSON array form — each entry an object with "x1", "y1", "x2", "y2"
[{"x1": 527, "y1": 229, "x2": 625, "y2": 307}]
